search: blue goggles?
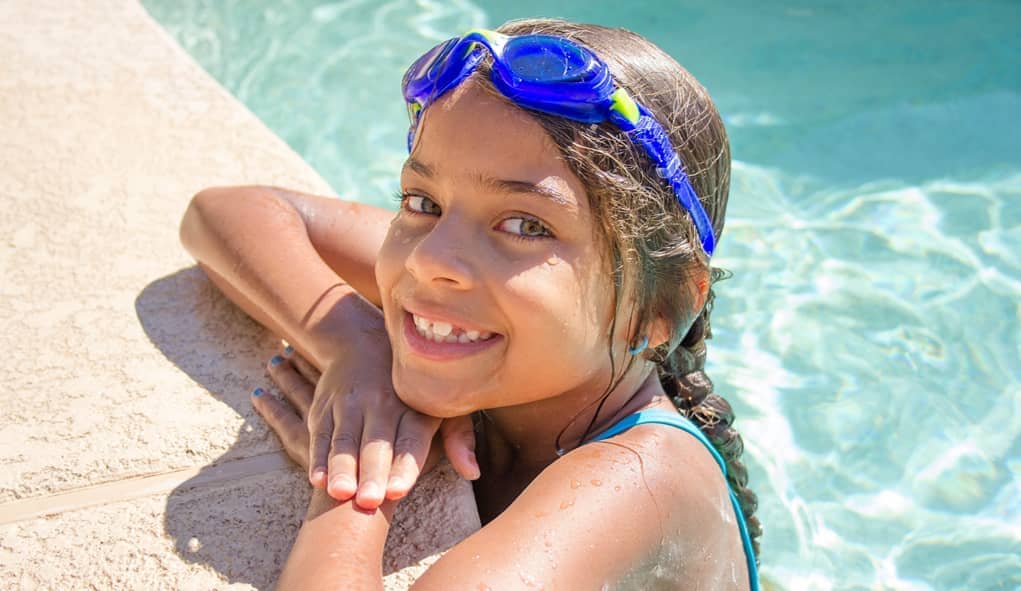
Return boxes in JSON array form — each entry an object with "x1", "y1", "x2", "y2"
[{"x1": 402, "y1": 29, "x2": 716, "y2": 257}]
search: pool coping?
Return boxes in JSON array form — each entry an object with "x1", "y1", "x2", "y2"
[{"x1": 0, "y1": 1, "x2": 479, "y2": 588}]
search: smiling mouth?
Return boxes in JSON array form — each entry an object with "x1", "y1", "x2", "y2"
[{"x1": 410, "y1": 313, "x2": 496, "y2": 344}]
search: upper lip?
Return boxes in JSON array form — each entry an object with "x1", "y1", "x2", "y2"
[{"x1": 402, "y1": 299, "x2": 497, "y2": 335}]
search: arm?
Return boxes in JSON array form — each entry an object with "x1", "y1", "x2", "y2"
[
  {"x1": 256, "y1": 361, "x2": 742, "y2": 590},
  {"x1": 179, "y1": 185, "x2": 392, "y2": 369},
  {"x1": 277, "y1": 490, "x2": 395, "y2": 591},
  {"x1": 279, "y1": 437, "x2": 723, "y2": 590},
  {"x1": 181, "y1": 186, "x2": 478, "y2": 500}
]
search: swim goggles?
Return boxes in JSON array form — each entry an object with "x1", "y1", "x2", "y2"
[{"x1": 402, "y1": 29, "x2": 716, "y2": 256}]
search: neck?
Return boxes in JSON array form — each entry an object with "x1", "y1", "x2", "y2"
[{"x1": 479, "y1": 363, "x2": 668, "y2": 474}]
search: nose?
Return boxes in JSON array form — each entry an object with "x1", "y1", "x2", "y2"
[{"x1": 404, "y1": 214, "x2": 477, "y2": 289}]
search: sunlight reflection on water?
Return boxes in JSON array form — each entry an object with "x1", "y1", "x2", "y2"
[{"x1": 143, "y1": 0, "x2": 1021, "y2": 588}]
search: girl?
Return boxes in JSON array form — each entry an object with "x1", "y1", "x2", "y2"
[{"x1": 181, "y1": 18, "x2": 761, "y2": 590}]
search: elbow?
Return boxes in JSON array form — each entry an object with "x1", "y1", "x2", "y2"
[
  {"x1": 179, "y1": 185, "x2": 255, "y2": 261},
  {"x1": 179, "y1": 185, "x2": 260, "y2": 257},
  {"x1": 179, "y1": 186, "x2": 223, "y2": 260},
  {"x1": 179, "y1": 185, "x2": 304, "y2": 262}
]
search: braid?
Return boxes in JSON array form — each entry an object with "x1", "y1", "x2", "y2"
[{"x1": 659, "y1": 285, "x2": 762, "y2": 563}]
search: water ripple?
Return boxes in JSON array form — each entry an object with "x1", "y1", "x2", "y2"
[{"x1": 141, "y1": 2, "x2": 1021, "y2": 588}]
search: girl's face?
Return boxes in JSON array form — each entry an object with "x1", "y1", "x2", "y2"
[{"x1": 375, "y1": 83, "x2": 631, "y2": 418}]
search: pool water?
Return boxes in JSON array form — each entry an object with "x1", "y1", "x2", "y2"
[{"x1": 143, "y1": 1, "x2": 1021, "y2": 589}]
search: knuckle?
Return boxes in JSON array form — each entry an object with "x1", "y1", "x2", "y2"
[
  {"x1": 267, "y1": 404, "x2": 290, "y2": 423},
  {"x1": 331, "y1": 433, "x2": 358, "y2": 447},
  {"x1": 311, "y1": 432, "x2": 332, "y2": 448},
  {"x1": 339, "y1": 396, "x2": 362, "y2": 413},
  {"x1": 393, "y1": 436, "x2": 423, "y2": 453}
]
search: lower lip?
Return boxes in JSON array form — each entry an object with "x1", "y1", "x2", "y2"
[{"x1": 401, "y1": 312, "x2": 502, "y2": 361}]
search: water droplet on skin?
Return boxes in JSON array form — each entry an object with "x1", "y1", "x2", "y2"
[
  {"x1": 591, "y1": 479, "x2": 602, "y2": 487},
  {"x1": 546, "y1": 255, "x2": 560, "y2": 266},
  {"x1": 555, "y1": 447, "x2": 567, "y2": 457},
  {"x1": 570, "y1": 479, "x2": 581, "y2": 489},
  {"x1": 560, "y1": 498, "x2": 575, "y2": 509},
  {"x1": 614, "y1": 485, "x2": 622, "y2": 492},
  {"x1": 519, "y1": 571, "x2": 542, "y2": 588}
]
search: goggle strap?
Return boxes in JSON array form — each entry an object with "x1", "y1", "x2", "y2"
[
  {"x1": 403, "y1": 31, "x2": 716, "y2": 256},
  {"x1": 624, "y1": 106, "x2": 716, "y2": 256}
]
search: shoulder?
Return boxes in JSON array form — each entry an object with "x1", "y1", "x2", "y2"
[
  {"x1": 588, "y1": 416, "x2": 737, "y2": 539},
  {"x1": 412, "y1": 413, "x2": 746, "y2": 590},
  {"x1": 587, "y1": 415, "x2": 751, "y2": 587}
]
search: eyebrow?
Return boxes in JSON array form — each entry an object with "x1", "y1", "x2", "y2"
[{"x1": 402, "y1": 157, "x2": 574, "y2": 208}]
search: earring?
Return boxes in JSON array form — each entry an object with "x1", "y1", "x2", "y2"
[{"x1": 628, "y1": 335, "x2": 649, "y2": 355}]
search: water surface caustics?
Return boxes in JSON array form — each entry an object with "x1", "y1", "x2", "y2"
[{"x1": 143, "y1": 0, "x2": 1021, "y2": 589}]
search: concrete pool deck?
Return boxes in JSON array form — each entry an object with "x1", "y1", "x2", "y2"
[{"x1": 0, "y1": 0, "x2": 479, "y2": 588}]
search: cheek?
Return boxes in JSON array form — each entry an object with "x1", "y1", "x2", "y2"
[
  {"x1": 374, "y1": 222, "x2": 410, "y2": 298},
  {"x1": 504, "y1": 254, "x2": 615, "y2": 349}
]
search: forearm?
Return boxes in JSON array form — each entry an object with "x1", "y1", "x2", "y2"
[
  {"x1": 277, "y1": 490, "x2": 396, "y2": 591},
  {"x1": 180, "y1": 186, "x2": 379, "y2": 368}
]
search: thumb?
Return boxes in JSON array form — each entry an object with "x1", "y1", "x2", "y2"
[{"x1": 440, "y1": 415, "x2": 479, "y2": 481}]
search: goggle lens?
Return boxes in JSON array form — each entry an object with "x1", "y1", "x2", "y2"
[
  {"x1": 403, "y1": 38, "x2": 458, "y2": 97},
  {"x1": 401, "y1": 30, "x2": 716, "y2": 256},
  {"x1": 503, "y1": 36, "x2": 591, "y2": 82}
]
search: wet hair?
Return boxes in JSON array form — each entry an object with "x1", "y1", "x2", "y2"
[{"x1": 480, "y1": 18, "x2": 763, "y2": 561}]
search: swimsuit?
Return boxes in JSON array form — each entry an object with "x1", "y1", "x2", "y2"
[{"x1": 590, "y1": 408, "x2": 761, "y2": 591}]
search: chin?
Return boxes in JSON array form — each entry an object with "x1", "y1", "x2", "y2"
[{"x1": 392, "y1": 376, "x2": 476, "y2": 418}]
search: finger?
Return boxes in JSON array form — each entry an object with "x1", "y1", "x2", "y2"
[
  {"x1": 326, "y1": 404, "x2": 361, "y2": 501},
  {"x1": 440, "y1": 415, "x2": 480, "y2": 481},
  {"x1": 307, "y1": 409, "x2": 333, "y2": 489},
  {"x1": 354, "y1": 413, "x2": 402, "y2": 510},
  {"x1": 386, "y1": 412, "x2": 441, "y2": 500},
  {"x1": 251, "y1": 388, "x2": 309, "y2": 470},
  {"x1": 282, "y1": 345, "x2": 322, "y2": 384},
  {"x1": 267, "y1": 356, "x2": 314, "y2": 418}
]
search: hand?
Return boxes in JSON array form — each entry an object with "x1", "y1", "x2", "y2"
[
  {"x1": 252, "y1": 343, "x2": 480, "y2": 511},
  {"x1": 249, "y1": 355, "x2": 312, "y2": 471}
]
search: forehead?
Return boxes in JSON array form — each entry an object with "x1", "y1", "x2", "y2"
[{"x1": 407, "y1": 83, "x2": 590, "y2": 213}]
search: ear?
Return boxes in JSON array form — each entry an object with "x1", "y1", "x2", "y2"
[
  {"x1": 646, "y1": 264, "x2": 711, "y2": 350},
  {"x1": 692, "y1": 265, "x2": 711, "y2": 316},
  {"x1": 646, "y1": 315, "x2": 673, "y2": 350}
]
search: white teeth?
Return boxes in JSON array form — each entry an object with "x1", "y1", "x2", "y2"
[{"x1": 411, "y1": 313, "x2": 493, "y2": 344}]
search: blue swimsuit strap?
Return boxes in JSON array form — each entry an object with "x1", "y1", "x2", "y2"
[{"x1": 590, "y1": 408, "x2": 760, "y2": 591}]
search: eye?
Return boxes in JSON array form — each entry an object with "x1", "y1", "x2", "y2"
[
  {"x1": 403, "y1": 194, "x2": 442, "y2": 216},
  {"x1": 498, "y1": 216, "x2": 553, "y2": 239}
]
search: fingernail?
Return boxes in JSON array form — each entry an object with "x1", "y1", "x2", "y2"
[
  {"x1": 270, "y1": 355, "x2": 283, "y2": 366},
  {"x1": 283, "y1": 345, "x2": 294, "y2": 355},
  {"x1": 329, "y1": 475, "x2": 356, "y2": 493},
  {"x1": 252, "y1": 388, "x2": 264, "y2": 397},
  {"x1": 387, "y1": 477, "x2": 405, "y2": 491},
  {"x1": 360, "y1": 483, "x2": 381, "y2": 500}
]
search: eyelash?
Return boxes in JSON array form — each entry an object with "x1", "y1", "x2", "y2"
[{"x1": 393, "y1": 191, "x2": 555, "y2": 242}]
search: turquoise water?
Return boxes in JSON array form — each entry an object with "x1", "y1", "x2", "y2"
[{"x1": 143, "y1": 1, "x2": 1021, "y2": 589}]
